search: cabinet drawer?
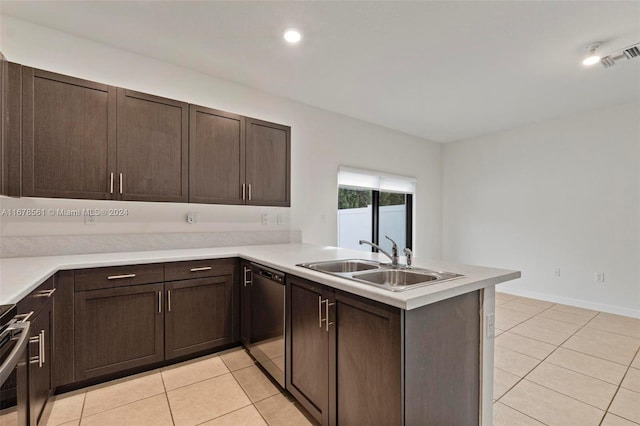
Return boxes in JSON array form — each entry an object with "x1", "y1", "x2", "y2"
[
  {"x1": 75, "y1": 264, "x2": 164, "y2": 292},
  {"x1": 17, "y1": 275, "x2": 55, "y2": 316},
  {"x1": 164, "y1": 259, "x2": 236, "y2": 282}
]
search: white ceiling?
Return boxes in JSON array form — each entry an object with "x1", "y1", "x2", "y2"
[{"x1": 1, "y1": 1, "x2": 639, "y2": 142}]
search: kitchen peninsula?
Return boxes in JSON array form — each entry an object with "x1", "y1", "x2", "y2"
[{"x1": 0, "y1": 243, "x2": 520, "y2": 425}]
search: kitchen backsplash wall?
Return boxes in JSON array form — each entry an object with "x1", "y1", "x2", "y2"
[{"x1": 0, "y1": 230, "x2": 302, "y2": 258}]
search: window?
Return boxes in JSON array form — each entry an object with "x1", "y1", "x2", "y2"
[{"x1": 337, "y1": 167, "x2": 414, "y2": 253}]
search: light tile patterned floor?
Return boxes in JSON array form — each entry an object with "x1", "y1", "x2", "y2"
[
  {"x1": 494, "y1": 292, "x2": 640, "y2": 426},
  {"x1": 1, "y1": 292, "x2": 639, "y2": 425}
]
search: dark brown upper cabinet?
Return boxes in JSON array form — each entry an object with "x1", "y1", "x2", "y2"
[
  {"x1": 1, "y1": 58, "x2": 23, "y2": 196},
  {"x1": 189, "y1": 105, "x2": 245, "y2": 204},
  {"x1": 17, "y1": 64, "x2": 288, "y2": 206},
  {"x1": 189, "y1": 109, "x2": 290, "y2": 207},
  {"x1": 116, "y1": 89, "x2": 188, "y2": 203},
  {"x1": 22, "y1": 67, "x2": 116, "y2": 200},
  {"x1": 245, "y1": 117, "x2": 290, "y2": 207}
]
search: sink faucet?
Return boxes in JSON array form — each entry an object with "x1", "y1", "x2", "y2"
[{"x1": 359, "y1": 235, "x2": 400, "y2": 267}]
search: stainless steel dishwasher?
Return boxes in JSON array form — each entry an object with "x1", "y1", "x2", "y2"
[{"x1": 247, "y1": 263, "x2": 285, "y2": 387}]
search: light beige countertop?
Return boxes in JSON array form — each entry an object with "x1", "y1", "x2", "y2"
[{"x1": 0, "y1": 243, "x2": 520, "y2": 309}]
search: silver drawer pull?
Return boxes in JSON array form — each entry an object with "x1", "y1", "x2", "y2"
[
  {"x1": 107, "y1": 274, "x2": 136, "y2": 280},
  {"x1": 190, "y1": 267, "x2": 212, "y2": 272},
  {"x1": 243, "y1": 267, "x2": 251, "y2": 287},
  {"x1": 29, "y1": 334, "x2": 43, "y2": 367},
  {"x1": 40, "y1": 330, "x2": 45, "y2": 366},
  {"x1": 14, "y1": 311, "x2": 34, "y2": 323},
  {"x1": 110, "y1": 172, "x2": 114, "y2": 194},
  {"x1": 35, "y1": 288, "x2": 56, "y2": 298}
]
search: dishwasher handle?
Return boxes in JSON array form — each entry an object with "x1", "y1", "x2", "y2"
[
  {"x1": 0, "y1": 321, "x2": 30, "y2": 386},
  {"x1": 250, "y1": 263, "x2": 285, "y2": 284}
]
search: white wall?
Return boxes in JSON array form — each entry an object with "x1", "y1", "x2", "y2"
[
  {"x1": 0, "y1": 16, "x2": 443, "y2": 259},
  {"x1": 443, "y1": 103, "x2": 640, "y2": 317}
]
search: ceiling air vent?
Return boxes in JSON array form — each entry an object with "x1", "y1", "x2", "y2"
[
  {"x1": 623, "y1": 45, "x2": 640, "y2": 59},
  {"x1": 600, "y1": 43, "x2": 640, "y2": 68}
]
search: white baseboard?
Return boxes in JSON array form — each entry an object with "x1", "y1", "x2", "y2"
[{"x1": 496, "y1": 285, "x2": 640, "y2": 319}]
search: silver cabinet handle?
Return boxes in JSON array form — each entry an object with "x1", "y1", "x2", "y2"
[
  {"x1": 107, "y1": 274, "x2": 136, "y2": 280},
  {"x1": 248, "y1": 183, "x2": 252, "y2": 201},
  {"x1": 318, "y1": 296, "x2": 324, "y2": 328},
  {"x1": 35, "y1": 288, "x2": 56, "y2": 298},
  {"x1": 190, "y1": 266, "x2": 212, "y2": 272},
  {"x1": 110, "y1": 172, "x2": 114, "y2": 194},
  {"x1": 243, "y1": 267, "x2": 251, "y2": 287},
  {"x1": 40, "y1": 330, "x2": 45, "y2": 366},
  {"x1": 167, "y1": 290, "x2": 171, "y2": 312},
  {"x1": 119, "y1": 173, "x2": 123, "y2": 194},
  {"x1": 14, "y1": 311, "x2": 34, "y2": 323},
  {"x1": 158, "y1": 291, "x2": 162, "y2": 313},
  {"x1": 326, "y1": 302, "x2": 335, "y2": 332},
  {"x1": 242, "y1": 183, "x2": 246, "y2": 200},
  {"x1": 29, "y1": 334, "x2": 42, "y2": 367}
]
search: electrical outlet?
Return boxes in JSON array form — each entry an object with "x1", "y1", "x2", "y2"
[
  {"x1": 595, "y1": 272, "x2": 605, "y2": 283},
  {"x1": 277, "y1": 214, "x2": 284, "y2": 225},
  {"x1": 262, "y1": 213, "x2": 269, "y2": 225},
  {"x1": 85, "y1": 215, "x2": 97, "y2": 225},
  {"x1": 486, "y1": 313, "x2": 495, "y2": 338},
  {"x1": 186, "y1": 213, "x2": 199, "y2": 224},
  {"x1": 554, "y1": 268, "x2": 561, "y2": 277},
  {"x1": 321, "y1": 214, "x2": 327, "y2": 224}
]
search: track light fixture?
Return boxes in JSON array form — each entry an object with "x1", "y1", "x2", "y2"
[{"x1": 582, "y1": 42, "x2": 602, "y2": 66}]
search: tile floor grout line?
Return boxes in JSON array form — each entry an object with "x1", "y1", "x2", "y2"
[
  {"x1": 597, "y1": 346, "x2": 640, "y2": 426},
  {"x1": 495, "y1": 401, "x2": 551, "y2": 426},
  {"x1": 78, "y1": 391, "x2": 166, "y2": 423},
  {"x1": 497, "y1": 303, "x2": 634, "y2": 424},
  {"x1": 158, "y1": 368, "x2": 177, "y2": 426},
  {"x1": 495, "y1": 306, "x2": 605, "y2": 407},
  {"x1": 77, "y1": 391, "x2": 87, "y2": 426},
  {"x1": 228, "y1": 362, "x2": 272, "y2": 425}
]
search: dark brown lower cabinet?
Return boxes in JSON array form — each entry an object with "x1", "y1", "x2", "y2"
[
  {"x1": 286, "y1": 276, "x2": 401, "y2": 425},
  {"x1": 333, "y1": 291, "x2": 401, "y2": 426},
  {"x1": 74, "y1": 283, "x2": 164, "y2": 381},
  {"x1": 28, "y1": 299, "x2": 53, "y2": 426},
  {"x1": 286, "y1": 277, "x2": 331, "y2": 425},
  {"x1": 165, "y1": 275, "x2": 233, "y2": 360},
  {"x1": 287, "y1": 275, "x2": 481, "y2": 426}
]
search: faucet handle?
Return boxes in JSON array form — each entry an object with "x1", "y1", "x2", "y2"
[{"x1": 384, "y1": 235, "x2": 399, "y2": 256}]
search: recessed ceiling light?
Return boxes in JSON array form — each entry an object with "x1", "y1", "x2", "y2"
[
  {"x1": 582, "y1": 42, "x2": 602, "y2": 66},
  {"x1": 284, "y1": 29, "x2": 302, "y2": 44}
]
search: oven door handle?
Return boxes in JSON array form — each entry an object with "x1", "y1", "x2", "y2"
[{"x1": 0, "y1": 321, "x2": 30, "y2": 386}]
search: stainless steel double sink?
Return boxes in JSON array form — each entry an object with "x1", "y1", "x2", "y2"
[{"x1": 296, "y1": 259, "x2": 464, "y2": 292}]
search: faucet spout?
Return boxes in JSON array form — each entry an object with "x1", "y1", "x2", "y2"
[{"x1": 359, "y1": 239, "x2": 399, "y2": 267}]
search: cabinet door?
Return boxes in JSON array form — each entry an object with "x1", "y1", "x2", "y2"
[
  {"x1": 74, "y1": 283, "x2": 164, "y2": 381},
  {"x1": 116, "y1": 89, "x2": 188, "y2": 202},
  {"x1": 239, "y1": 261, "x2": 252, "y2": 346},
  {"x1": 331, "y1": 291, "x2": 401, "y2": 426},
  {"x1": 164, "y1": 275, "x2": 233, "y2": 360},
  {"x1": 22, "y1": 67, "x2": 116, "y2": 199},
  {"x1": 245, "y1": 118, "x2": 290, "y2": 207},
  {"x1": 28, "y1": 301, "x2": 52, "y2": 426},
  {"x1": 189, "y1": 105, "x2": 245, "y2": 204},
  {"x1": 1, "y1": 60, "x2": 22, "y2": 196},
  {"x1": 286, "y1": 277, "x2": 329, "y2": 425}
]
